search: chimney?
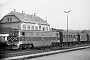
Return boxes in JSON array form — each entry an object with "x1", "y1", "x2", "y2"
[
  {"x1": 34, "y1": 13, "x2": 36, "y2": 16},
  {"x1": 14, "y1": 9, "x2": 16, "y2": 12},
  {"x1": 22, "y1": 11, "x2": 25, "y2": 13},
  {"x1": 46, "y1": 17, "x2": 47, "y2": 22},
  {"x1": 31, "y1": 15, "x2": 33, "y2": 18}
]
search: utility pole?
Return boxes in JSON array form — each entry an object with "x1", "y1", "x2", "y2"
[{"x1": 63, "y1": 10, "x2": 71, "y2": 45}]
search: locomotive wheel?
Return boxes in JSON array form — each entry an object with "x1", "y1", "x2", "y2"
[
  {"x1": 28, "y1": 44, "x2": 31, "y2": 49},
  {"x1": 9, "y1": 46, "x2": 11, "y2": 50},
  {"x1": 28, "y1": 44, "x2": 34, "y2": 49},
  {"x1": 19, "y1": 45, "x2": 23, "y2": 50},
  {"x1": 24, "y1": 44, "x2": 28, "y2": 49}
]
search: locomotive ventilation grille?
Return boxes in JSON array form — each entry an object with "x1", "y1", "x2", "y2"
[{"x1": 7, "y1": 37, "x2": 18, "y2": 42}]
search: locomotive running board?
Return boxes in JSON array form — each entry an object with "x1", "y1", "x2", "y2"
[{"x1": 3, "y1": 46, "x2": 90, "y2": 60}]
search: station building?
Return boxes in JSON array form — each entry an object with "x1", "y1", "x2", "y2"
[{"x1": 0, "y1": 10, "x2": 50, "y2": 31}]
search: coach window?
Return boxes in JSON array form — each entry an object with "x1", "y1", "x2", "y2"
[
  {"x1": 71, "y1": 35, "x2": 72, "y2": 38},
  {"x1": 69, "y1": 35, "x2": 70, "y2": 38},
  {"x1": 69, "y1": 35, "x2": 72, "y2": 38},
  {"x1": 73, "y1": 35, "x2": 75, "y2": 38}
]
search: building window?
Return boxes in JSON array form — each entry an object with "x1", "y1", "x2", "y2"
[
  {"x1": 7, "y1": 18, "x2": 12, "y2": 21},
  {"x1": 39, "y1": 26, "x2": 41, "y2": 31},
  {"x1": 23, "y1": 25, "x2": 26, "y2": 30},
  {"x1": 35, "y1": 26, "x2": 38, "y2": 30},
  {"x1": 31, "y1": 26, "x2": 34, "y2": 30},
  {"x1": 63, "y1": 35, "x2": 65, "y2": 38},
  {"x1": 43, "y1": 27, "x2": 45, "y2": 31},
  {"x1": 73, "y1": 35, "x2": 76, "y2": 38},
  {"x1": 27, "y1": 25, "x2": 30, "y2": 30},
  {"x1": 10, "y1": 18, "x2": 12, "y2": 21},
  {"x1": 46, "y1": 27, "x2": 48, "y2": 31}
]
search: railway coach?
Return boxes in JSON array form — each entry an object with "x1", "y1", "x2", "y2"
[
  {"x1": 7, "y1": 30, "x2": 60, "y2": 49},
  {"x1": 78, "y1": 32, "x2": 89, "y2": 44},
  {"x1": 61, "y1": 31, "x2": 79, "y2": 45},
  {"x1": 54, "y1": 29, "x2": 90, "y2": 46}
]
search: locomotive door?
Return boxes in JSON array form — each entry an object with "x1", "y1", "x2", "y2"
[
  {"x1": 77, "y1": 33, "x2": 80, "y2": 43},
  {"x1": 22, "y1": 32, "x2": 26, "y2": 41},
  {"x1": 86, "y1": 34, "x2": 89, "y2": 42},
  {"x1": 59, "y1": 32, "x2": 63, "y2": 44}
]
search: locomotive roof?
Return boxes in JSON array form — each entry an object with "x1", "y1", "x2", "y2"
[
  {"x1": 0, "y1": 27, "x2": 14, "y2": 34},
  {"x1": 10, "y1": 29, "x2": 57, "y2": 32},
  {"x1": 19, "y1": 30, "x2": 57, "y2": 33}
]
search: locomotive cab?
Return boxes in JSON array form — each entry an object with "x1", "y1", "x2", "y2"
[{"x1": 7, "y1": 30, "x2": 20, "y2": 49}]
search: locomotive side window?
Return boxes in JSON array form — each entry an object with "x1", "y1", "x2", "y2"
[
  {"x1": 22, "y1": 32, "x2": 25, "y2": 36},
  {"x1": 63, "y1": 35, "x2": 65, "y2": 38}
]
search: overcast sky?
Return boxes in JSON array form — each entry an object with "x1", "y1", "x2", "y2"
[{"x1": 0, "y1": 0, "x2": 90, "y2": 30}]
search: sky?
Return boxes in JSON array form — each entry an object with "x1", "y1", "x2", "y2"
[{"x1": 0, "y1": 0, "x2": 90, "y2": 30}]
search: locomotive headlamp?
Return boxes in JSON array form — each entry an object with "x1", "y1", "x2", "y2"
[{"x1": 15, "y1": 38, "x2": 17, "y2": 40}]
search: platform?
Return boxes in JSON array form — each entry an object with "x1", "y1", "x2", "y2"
[{"x1": 3, "y1": 46, "x2": 90, "y2": 60}]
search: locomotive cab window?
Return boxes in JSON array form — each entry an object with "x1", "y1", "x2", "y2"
[{"x1": 22, "y1": 32, "x2": 25, "y2": 36}]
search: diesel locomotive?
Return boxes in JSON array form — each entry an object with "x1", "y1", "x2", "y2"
[
  {"x1": 5, "y1": 29, "x2": 90, "y2": 49},
  {"x1": 7, "y1": 30, "x2": 60, "y2": 49}
]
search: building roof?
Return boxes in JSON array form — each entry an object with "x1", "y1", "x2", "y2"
[{"x1": 2, "y1": 11, "x2": 50, "y2": 25}]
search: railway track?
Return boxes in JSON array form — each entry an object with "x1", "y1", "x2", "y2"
[{"x1": 0, "y1": 43, "x2": 90, "y2": 59}]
